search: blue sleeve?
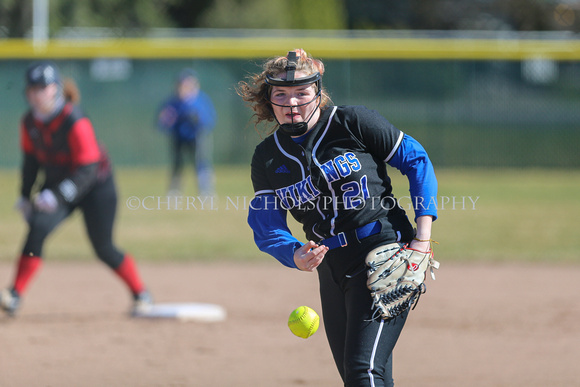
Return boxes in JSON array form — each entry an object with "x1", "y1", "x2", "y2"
[
  {"x1": 387, "y1": 134, "x2": 438, "y2": 221},
  {"x1": 247, "y1": 195, "x2": 303, "y2": 269}
]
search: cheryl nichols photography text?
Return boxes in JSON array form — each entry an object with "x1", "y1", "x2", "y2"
[{"x1": 125, "y1": 195, "x2": 479, "y2": 212}]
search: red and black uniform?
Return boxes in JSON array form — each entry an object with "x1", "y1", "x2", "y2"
[
  {"x1": 20, "y1": 102, "x2": 111, "y2": 207},
  {"x1": 13, "y1": 102, "x2": 145, "y2": 299}
]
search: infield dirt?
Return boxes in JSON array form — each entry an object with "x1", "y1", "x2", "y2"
[{"x1": 1, "y1": 261, "x2": 578, "y2": 386}]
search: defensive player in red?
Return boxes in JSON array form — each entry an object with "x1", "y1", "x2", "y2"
[
  {"x1": 238, "y1": 49, "x2": 438, "y2": 386},
  {"x1": 0, "y1": 61, "x2": 152, "y2": 317}
]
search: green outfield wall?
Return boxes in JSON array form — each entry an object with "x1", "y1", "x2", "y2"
[{"x1": 1, "y1": 36, "x2": 579, "y2": 168}]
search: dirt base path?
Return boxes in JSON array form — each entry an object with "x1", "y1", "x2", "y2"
[{"x1": 1, "y1": 261, "x2": 578, "y2": 386}]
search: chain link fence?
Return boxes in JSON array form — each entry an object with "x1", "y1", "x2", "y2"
[{"x1": 1, "y1": 31, "x2": 578, "y2": 168}]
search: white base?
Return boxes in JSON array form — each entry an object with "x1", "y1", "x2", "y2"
[{"x1": 134, "y1": 302, "x2": 227, "y2": 322}]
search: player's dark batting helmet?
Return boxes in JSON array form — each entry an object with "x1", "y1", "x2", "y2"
[{"x1": 26, "y1": 61, "x2": 61, "y2": 87}]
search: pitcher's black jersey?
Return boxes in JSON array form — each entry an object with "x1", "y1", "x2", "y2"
[{"x1": 251, "y1": 105, "x2": 415, "y2": 243}]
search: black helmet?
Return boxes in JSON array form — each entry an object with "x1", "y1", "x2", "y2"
[
  {"x1": 26, "y1": 61, "x2": 61, "y2": 87},
  {"x1": 265, "y1": 51, "x2": 321, "y2": 89}
]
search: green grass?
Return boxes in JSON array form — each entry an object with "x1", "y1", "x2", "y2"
[
  {"x1": 390, "y1": 168, "x2": 580, "y2": 262},
  {"x1": 1, "y1": 166, "x2": 579, "y2": 264}
]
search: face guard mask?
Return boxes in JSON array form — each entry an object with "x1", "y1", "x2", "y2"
[{"x1": 265, "y1": 51, "x2": 322, "y2": 136}]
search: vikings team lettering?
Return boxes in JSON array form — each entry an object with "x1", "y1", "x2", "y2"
[
  {"x1": 318, "y1": 152, "x2": 361, "y2": 182},
  {"x1": 275, "y1": 175, "x2": 321, "y2": 209},
  {"x1": 320, "y1": 152, "x2": 369, "y2": 209},
  {"x1": 276, "y1": 153, "x2": 368, "y2": 210}
]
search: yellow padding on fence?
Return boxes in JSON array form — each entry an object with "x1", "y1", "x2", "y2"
[{"x1": 1, "y1": 37, "x2": 579, "y2": 60}]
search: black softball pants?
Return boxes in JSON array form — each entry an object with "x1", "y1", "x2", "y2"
[
  {"x1": 22, "y1": 175, "x2": 125, "y2": 269},
  {"x1": 171, "y1": 137, "x2": 196, "y2": 180},
  {"x1": 317, "y1": 241, "x2": 409, "y2": 387}
]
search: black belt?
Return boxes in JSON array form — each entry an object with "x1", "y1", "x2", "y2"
[{"x1": 320, "y1": 220, "x2": 382, "y2": 250}]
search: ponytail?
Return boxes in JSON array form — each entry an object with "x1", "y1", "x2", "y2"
[{"x1": 62, "y1": 77, "x2": 81, "y2": 104}]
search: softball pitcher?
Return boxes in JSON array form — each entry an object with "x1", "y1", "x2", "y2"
[
  {"x1": 238, "y1": 49, "x2": 438, "y2": 386},
  {"x1": 0, "y1": 61, "x2": 152, "y2": 317}
]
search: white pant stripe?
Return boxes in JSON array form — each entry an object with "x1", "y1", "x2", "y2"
[{"x1": 367, "y1": 319, "x2": 385, "y2": 387}]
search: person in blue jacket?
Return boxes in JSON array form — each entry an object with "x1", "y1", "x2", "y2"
[
  {"x1": 237, "y1": 49, "x2": 438, "y2": 387},
  {"x1": 157, "y1": 68, "x2": 217, "y2": 197}
]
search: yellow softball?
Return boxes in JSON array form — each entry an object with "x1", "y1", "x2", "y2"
[{"x1": 288, "y1": 306, "x2": 320, "y2": 339}]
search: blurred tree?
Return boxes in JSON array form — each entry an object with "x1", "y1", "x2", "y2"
[
  {"x1": 197, "y1": 0, "x2": 347, "y2": 29},
  {"x1": 499, "y1": 0, "x2": 554, "y2": 31},
  {"x1": 0, "y1": 0, "x2": 178, "y2": 37},
  {"x1": 289, "y1": 0, "x2": 347, "y2": 30},
  {"x1": 52, "y1": 0, "x2": 175, "y2": 35},
  {"x1": 0, "y1": 0, "x2": 346, "y2": 37},
  {"x1": 0, "y1": 0, "x2": 575, "y2": 37},
  {"x1": 343, "y1": 0, "x2": 573, "y2": 32},
  {"x1": 197, "y1": 0, "x2": 291, "y2": 29},
  {"x1": 344, "y1": 0, "x2": 409, "y2": 29},
  {"x1": 165, "y1": 0, "x2": 214, "y2": 28},
  {"x1": 0, "y1": 0, "x2": 31, "y2": 37}
]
